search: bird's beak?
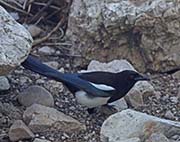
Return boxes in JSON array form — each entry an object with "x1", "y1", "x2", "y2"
[{"x1": 135, "y1": 75, "x2": 150, "y2": 81}]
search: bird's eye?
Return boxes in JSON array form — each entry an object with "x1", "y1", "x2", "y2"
[{"x1": 129, "y1": 75, "x2": 134, "y2": 80}]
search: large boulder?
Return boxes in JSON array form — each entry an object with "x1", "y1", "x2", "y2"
[
  {"x1": 67, "y1": 0, "x2": 180, "y2": 72},
  {"x1": 0, "y1": 6, "x2": 33, "y2": 75},
  {"x1": 100, "y1": 109, "x2": 180, "y2": 142}
]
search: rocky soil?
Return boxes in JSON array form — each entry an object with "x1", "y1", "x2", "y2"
[
  {"x1": 0, "y1": 0, "x2": 179, "y2": 141},
  {"x1": 0, "y1": 49, "x2": 179, "y2": 142}
]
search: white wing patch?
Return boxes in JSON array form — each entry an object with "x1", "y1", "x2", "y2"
[
  {"x1": 90, "y1": 82, "x2": 115, "y2": 91},
  {"x1": 75, "y1": 90, "x2": 110, "y2": 108}
]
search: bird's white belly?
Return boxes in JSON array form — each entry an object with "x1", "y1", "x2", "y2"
[{"x1": 75, "y1": 90, "x2": 110, "y2": 108}]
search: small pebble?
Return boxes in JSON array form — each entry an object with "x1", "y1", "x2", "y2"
[
  {"x1": 164, "y1": 110, "x2": 175, "y2": 119},
  {"x1": 170, "y1": 97, "x2": 178, "y2": 104},
  {"x1": 0, "y1": 76, "x2": 10, "y2": 91},
  {"x1": 44, "y1": 61, "x2": 59, "y2": 69}
]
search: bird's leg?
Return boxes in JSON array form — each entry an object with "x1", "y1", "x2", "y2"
[
  {"x1": 87, "y1": 108, "x2": 96, "y2": 114},
  {"x1": 100, "y1": 104, "x2": 117, "y2": 115},
  {"x1": 103, "y1": 104, "x2": 116, "y2": 111}
]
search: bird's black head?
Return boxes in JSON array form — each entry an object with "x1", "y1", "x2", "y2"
[
  {"x1": 117, "y1": 70, "x2": 150, "y2": 83},
  {"x1": 107, "y1": 70, "x2": 150, "y2": 103},
  {"x1": 115, "y1": 70, "x2": 150, "y2": 93}
]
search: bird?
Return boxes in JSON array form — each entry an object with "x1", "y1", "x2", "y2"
[{"x1": 21, "y1": 55, "x2": 150, "y2": 113}]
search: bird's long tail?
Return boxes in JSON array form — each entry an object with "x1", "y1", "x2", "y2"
[
  {"x1": 21, "y1": 55, "x2": 66, "y2": 82},
  {"x1": 21, "y1": 55, "x2": 110, "y2": 97}
]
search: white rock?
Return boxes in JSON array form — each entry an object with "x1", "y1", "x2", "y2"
[
  {"x1": 146, "y1": 133, "x2": 169, "y2": 142},
  {"x1": 109, "y1": 98, "x2": 128, "y2": 111},
  {"x1": 101, "y1": 109, "x2": 180, "y2": 142},
  {"x1": 38, "y1": 46, "x2": 55, "y2": 55},
  {"x1": 113, "y1": 137, "x2": 141, "y2": 142},
  {"x1": 27, "y1": 25, "x2": 42, "y2": 37},
  {"x1": 23, "y1": 104, "x2": 86, "y2": 133},
  {"x1": 9, "y1": 12, "x2": 19, "y2": 20},
  {"x1": 0, "y1": 6, "x2": 33, "y2": 75},
  {"x1": 87, "y1": 60, "x2": 135, "y2": 72},
  {"x1": 8, "y1": 120, "x2": 35, "y2": 141},
  {"x1": 44, "y1": 61, "x2": 59, "y2": 69},
  {"x1": 33, "y1": 138, "x2": 51, "y2": 142},
  {"x1": 18, "y1": 85, "x2": 54, "y2": 107},
  {"x1": 0, "y1": 76, "x2": 10, "y2": 91}
]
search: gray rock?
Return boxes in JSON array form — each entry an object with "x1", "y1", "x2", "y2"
[
  {"x1": 125, "y1": 89, "x2": 144, "y2": 108},
  {"x1": 38, "y1": 46, "x2": 55, "y2": 55},
  {"x1": 0, "y1": 6, "x2": 33, "y2": 75},
  {"x1": 178, "y1": 87, "x2": 180, "y2": 99},
  {"x1": 100, "y1": 109, "x2": 180, "y2": 142},
  {"x1": 19, "y1": 76, "x2": 32, "y2": 85},
  {"x1": 169, "y1": 140, "x2": 179, "y2": 142},
  {"x1": 43, "y1": 80, "x2": 64, "y2": 93},
  {"x1": 155, "y1": 91, "x2": 162, "y2": 100},
  {"x1": 18, "y1": 85, "x2": 54, "y2": 107},
  {"x1": 126, "y1": 81, "x2": 155, "y2": 108},
  {"x1": 8, "y1": 120, "x2": 35, "y2": 141},
  {"x1": 33, "y1": 138, "x2": 51, "y2": 142},
  {"x1": 172, "y1": 71, "x2": 180, "y2": 80},
  {"x1": 27, "y1": 25, "x2": 42, "y2": 37},
  {"x1": 171, "y1": 135, "x2": 180, "y2": 140},
  {"x1": 23, "y1": 104, "x2": 86, "y2": 133},
  {"x1": 146, "y1": 133, "x2": 169, "y2": 142},
  {"x1": 67, "y1": 0, "x2": 180, "y2": 72},
  {"x1": 0, "y1": 76, "x2": 10, "y2": 91}
]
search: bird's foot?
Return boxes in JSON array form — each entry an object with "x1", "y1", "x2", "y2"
[{"x1": 100, "y1": 104, "x2": 117, "y2": 115}]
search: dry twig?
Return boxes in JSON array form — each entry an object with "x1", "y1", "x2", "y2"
[
  {"x1": 29, "y1": 0, "x2": 54, "y2": 23},
  {"x1": 0, "y1": 0, "x2": 32, "y2": 15},
  {"x1": 33, "y1": 17, "x2": 65, "y2": 46},
  {"x1": 33, "y1": 2, "x2": 60, "y2": 10}
]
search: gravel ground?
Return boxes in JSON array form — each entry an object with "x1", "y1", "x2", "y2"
[
  {"x1": 0, "y1": 52, "x2": 179, "y2": 142},
  {"x1": 136, "y1": 74, "x2": 180, "y2": 121}
]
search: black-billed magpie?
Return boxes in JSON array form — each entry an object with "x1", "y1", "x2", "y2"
[{"x1": 21, "y1": 55, "x2": 150, "y2": 113}]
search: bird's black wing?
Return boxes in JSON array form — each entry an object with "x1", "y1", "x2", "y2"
[
  {"x1": 77, "y1": 72, "x2": 118, "y2": 97},
  {"x1": 78, "y1": 72, "x2": 118, "y2": 89}
]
